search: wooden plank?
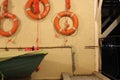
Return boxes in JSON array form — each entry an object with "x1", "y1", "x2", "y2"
[
  {"x1": 94, "y1": 0, "x2": 102, "y2": 72},
  {"x1": 94, "y1": 0, "x2": 98, "y2": 19},
  {"x1": 71, "y1": 75, "x2": 102, "y2": 80},
  {"x1": 93, "y1": 71, "x2": 110, "y2": 80},
  {"x1": 102, "y1": 16, "x2": 120, "y2": 38},
  {"x1": 94, "y1": 21, "x2": 100, "y2": 72},
  {"x1": 95, "y1": 0, "x2": 103, "y2": 21}
]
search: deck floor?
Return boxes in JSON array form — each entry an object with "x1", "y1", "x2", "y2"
[
  {"x1": 4, "y1": 76, "x2": 105, "y2": 80},
  {"x1": 62, "y1": 72, "x2": 110, "y2": 80},
  {"x1": 3, "y1": 76, "x2": 102, "y2": 80},
  {"x1": 3, "y1": 74, "x2": 109, "y2": 80},
  {"x1": 71, "y1": 75, "x2": 102, "y2": 80}
]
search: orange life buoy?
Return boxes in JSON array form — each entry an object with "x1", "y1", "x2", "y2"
[
  {"x1": 54, "y1": 11, "x2": 78, "y2": 36},
  {"x1": 25, "y1": 0, "x2": 50, "y2": 20},
  {"x1": 0, "y1": 12, "x2": 19, "y2": 37}
]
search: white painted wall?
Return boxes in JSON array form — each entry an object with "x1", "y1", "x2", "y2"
[
  {"x1": 0, "y1": 0, "x2": 98, "y2": 79},
  {"x1": 32, "y1": 48, "x2": 72, "y2": 79}
]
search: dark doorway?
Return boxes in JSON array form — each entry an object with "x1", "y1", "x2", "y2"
[{"x1": 101, "y1": 0, "x2": 120, "y2": 80}]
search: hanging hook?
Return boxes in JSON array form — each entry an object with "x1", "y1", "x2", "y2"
[
  {"x1": 18, "y1": 47, "x2": 22, "y2": 51},
  {"x1": 5, "y1": 46, "x2": 9, "y2": 51}
]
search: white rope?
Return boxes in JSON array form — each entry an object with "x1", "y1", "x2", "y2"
[
  {"x1": 59, "y1": 28, "x2": 62, "y2": 32},
  {"x1": 72, "y1": 27, "x2": 76, "y2": 30},
  {"x1": 13, "y1": 18, "x2": 17, "y2": 22},
  {"x1": 38, "y1": 14, "x2": 41, "y2": 19},
  {"x1": 8, "y1": 30, "x2": 12, "y2": 35},
  {"x1": 57, "y1": 15, "x2": 61, "y2": 19},
  {"x1": 26, "y1": 8, "x2": 31, "y2": 11},
  {"x1": 70, "y1": 13, "x2": 74, "y2": 17},
  {"x1": 45, "y1": 4, "x2": 50, "y2": 7}
]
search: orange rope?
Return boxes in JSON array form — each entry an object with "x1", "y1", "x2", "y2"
[
  {"x1": 63, "y1": 0, "x2": 70, "y2": 45},
  {"x1": 63, "y1": 18, "x2": 68, "y2": 46},
  {"x1": 65, "y1": 0, "x2": 71, "y2": 10},
  {"x1": 5, "y1": 38, "x2": 12, "y2": 47},
  {"x1": 65, "y1": 0, "x2": 70, "y2": 31},
  {"x1": 1, "y1": 0, "x2": 8, "y2": 15},
  {"x1": 2, "y1": 0, "x2": 8, "y2": 13},
  {"x1": 36, "y1": 21, "x2": 39, "y2": 49},
  {"x1": 63, "y1": 37, "x2": 68, "y2": 46},
  {"x1": 55, "y1": 33, "x2": 60, "y2": 38},
  {"x1": 8, "y1": 39, "x2": 12, "y2": 42},
  {"x1": 33, "y1": 0, "x2": 40, "y2": 14},
  {"x1": 64, "y1": 18, "x2": 70, "y2": 31},
  {"x1": 3, "y1": 0, "x2": 8, "y2": 6}
]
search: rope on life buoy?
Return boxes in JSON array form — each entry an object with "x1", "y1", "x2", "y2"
[
  {"x1": 25, "y1": 0, "x2": 50, "y2": 20},
  {"x1": 54, "y1": 0, "x2": 78, "y2": 36},
  {"x1": 33, "y1": 0, "x2": 40, "y2": 14}
]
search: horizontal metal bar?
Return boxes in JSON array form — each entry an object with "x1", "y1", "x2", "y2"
[
  {"x1": 0, "y1": 46, "x2": 72, "y2": 49},
  {"x1": 102, "y1": 16, "x2": 111, "y2": 28},
  {"x1": 102, "y1": 16, "x2": 120, "y2": 38},
  {"x1": 85, "y1": 46, "x2": 99, "y2": 49}
]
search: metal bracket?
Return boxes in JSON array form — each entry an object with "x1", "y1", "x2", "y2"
[{"x1": 85, "y1": 46, "x2": 98, "y2": 49}]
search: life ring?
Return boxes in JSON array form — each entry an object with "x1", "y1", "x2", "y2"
[
  {"x1": 0, "y1": 13, "x2": 19, "y2": 37},
  {"x1": 25, "y1": 0, "x2": 50, "y2": 20},
  {"x1": 54, "y1": 11, "x2": 78, "y2": 36}
]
